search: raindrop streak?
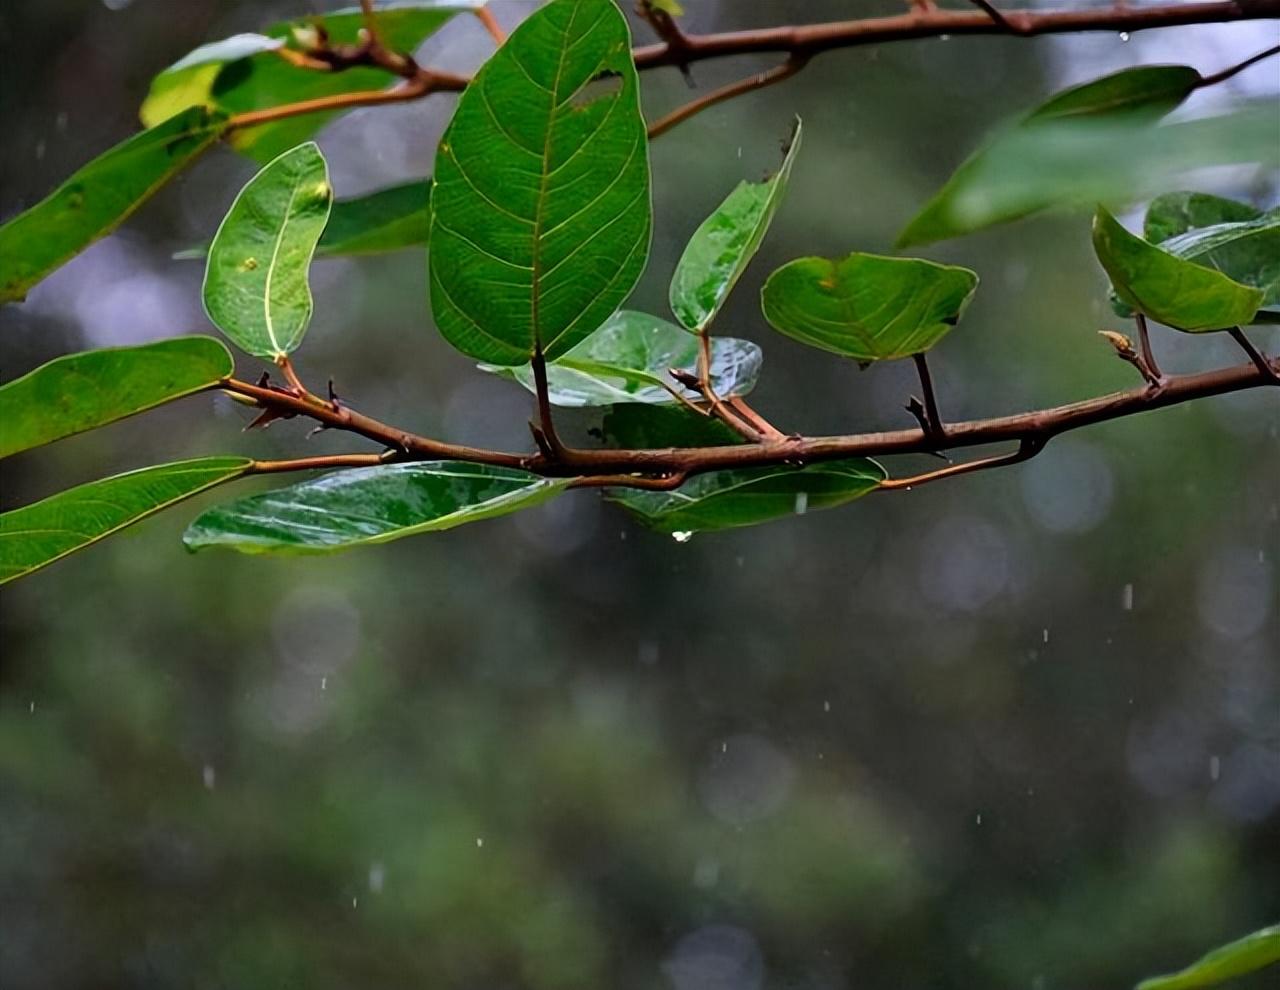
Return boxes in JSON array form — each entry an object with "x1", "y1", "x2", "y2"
[
  {"x1": 29, "y1": 701, "x2": 35, "y2": 714},
  {"x1": 823, "y1": 700, "x2": 831, "y2": 713},
  {"x1": 1210, "y1": 755, "x2": 1221, "y2": 781},
  {"x1": 1121, "y1": 583, "x2": 1134, "y2": 611},
  {"x1": 476, "y1": 837, "x2": 484, "y2": 848},
  {"x1": 672, "y1": 530, "x2": 693, "y2": 543},
  {"x1": 202, "y1": 765, "x2": 216, "y2": 790},
  {"x1": 1042, "y1": 628, "x2": 1050, "y2": 644},
  {"x1": 320, "y1": 676, "x2": 327, "y2": 691},
  {"x1": 976, "y1": 813, "x2": 983, "y2": 825},
  {"x1": 794, "y1": 491, "x2": 809, "y2": 515}
]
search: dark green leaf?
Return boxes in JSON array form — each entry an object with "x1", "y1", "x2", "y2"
[
  {"x1": 598, "y1": 403, "x2": 743, "y2": 450},
  {"x1": 428, "y1": 0, "x2": 651, "y2": 365},
  {"x1": 184, "y1": 461, "x2": 569, "y2": 554},
  {"x1": 610, "y1": 459, "x2": 885, "y2": 534},
  {"x1": 761, "y1": 253, "x2": 978, "y2": 361},
  {"x1": 0, "y1": 338, "x2": 233, "y2": 459},
  {"x1": 203, "y1": 143, "x2": 333, "y2": 359},
  {"x1": 0, "y1": 457, "x2": 251, "y2": 585},
  {"x1": 1092, "y1": 207, "x2": 1264, "y2": 331},
  {"x1": 480, "y1": 310, "x2": 761, "y2": 407},
  {"x1": 0, "y1": 107, "x2": 226, "y2": 304},
  {"x1": 670, "y1": 118, "x2": 801, "y2": 332},
  {"x1": 1136, "y1": 925, "x2": 1280, "y2": 990},
  {"x1": 1143, "y1": 191, "x2": 1262, "y2": 244},
  {"x1": 897, "y1": 65, "x2": 1202, "y2": 247},
  {"x1": 1160, "y1": 210, "x2": 1280, "y2": 304}
]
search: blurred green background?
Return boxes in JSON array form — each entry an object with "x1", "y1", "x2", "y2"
[{"x1": 2, "y1": 2, "x2": 1278, "y2": 987}]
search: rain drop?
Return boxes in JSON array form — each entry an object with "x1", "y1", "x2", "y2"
[
  {"x1": 476, "y1": 836, "x2": 484, "y2": 848},
  {"x1": 1042, "y1": 628, "x2": 1050, "y2": 644},
  {"x1": 1121, "y1": 583, "x2": 1134, "y2": 611},
  {"x1": 1209, "y1": 755, "x2": 1221, "y2": 781},
  {"x1": 28, "y1": 701, "x2": 35, "y2": 714},
  {"x1": 1118, "y1": 31, "x2": 1130, "y2": 42},
  {"x1": 672, "y1": 530, "x2": 693, "y2": 543},
  {"x1": 320, "y1": 675, "x2": 327, "y2": 691},
  {"x1": 822, "y1": 699, "x2": 830, "y2": 713},
  {"x1": 976, "y1": 813, "x2": 983, "y2": 825},
  {"x1": 202, "y1": 764, "x2": 216, "y2": 790},
  {"x1": 794, "y1": 491, "x2": 809, "y2": 515}
]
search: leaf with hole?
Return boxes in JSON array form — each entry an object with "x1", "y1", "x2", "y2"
[
  {"x1": 0, "y1": 458, "x2": 251, "y2": 585},
  {"x1": 203, "y1": 143, "x2": 333, "y2": 359},
  {"x1": 670, "y1": 118, "x2": 801, "y2": 332},
  {"x1": 761, "y1": 253, "x2": 978, "y2": 362},
  {"x1": 184, "y1": 461, "x2": 570, "y2": 554},
  {"x1": 610, "y1": 459, "x2": 885, "y2": 534},
  {"x1": 428, "y1": 0, "x2": 651, "y2": 365},
  {"x1": 1143, "y1": 191, "x2": 1262, "y2": 244},
  {"x1": 0, "y1": 338, "x2": 233, "y2": 459},
  {"x1": 1136, "y1": 925, "x2": 1280, "y2": 990},
  {"x1": 0, "y1": 107, "x2": 226, "y2": 304},
  {"x1": 480, "y1": 310, "x2": 761, "y2": 407},
  {"x1": 1092, "y1": 207, "x2": 1264, "y2": 331}
]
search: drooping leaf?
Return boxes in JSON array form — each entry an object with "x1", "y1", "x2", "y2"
[
  {"x1": 183, "y1": 461, "x2": 569, "y2": 554},
  {"x1": 1143, "y1": 191, "x2": 1262, "y2": 244},
  {"x1": 142, "y1": 4, "x2": 482, "y2": 163},
  {"x1": 670, "y1": 118, "x2": 802, "y2": 332},
  {"x1": 598, "y1": 403, "x2": 743, "y2": 449},
  {"x1": 761, "y1": 253, "x2": 978, "y2": 361},
  {"x1": 1092, "y1": 207, "x2": 1264, "y2": 331},
  {"x1": 203, "y1": 142, "x2": 333, "y2": 359},
  {"x1": 1136, "y1": 925, "x2": 1280, "y2": 990},
  {"x1": 897, "y1": 65, "x2": 1203, "y2": 247},
  {"x1": 428, "y1": 0, "x2": 651, "y2": 365},
  {"x1": 610, "y1": 459, "x2": 886, "y2": 534},
  {"x1": 0, "y1": 338, "x2": 233, "y2": 459},
  {"x1": 898, "y1": 101, "x2": 1277, "y2": 247},
  {"x1": 480, "y1": 310, "x2": 761, "y2": 407},
  {"x1": 0, "y1": 107, "x2": 226, "y2": 304},
  {"x1": 0, "y1": 458, "x2": 251, "y2": 585}
]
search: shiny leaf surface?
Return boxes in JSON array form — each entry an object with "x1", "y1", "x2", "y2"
[
  {"x1": 429, "y1": 0, "x2": 651, "y2": 365},
  {"x1": 316, "y1": 179, "x2": 432, "y2": 256},
  {"x1": 0, "y1": 338, "x2": 233, "y2": 459},
  {"x1": 1136, "y1": 925, "x2": 1280, "y2": 990},
  {"x1": 0, "y1": 458, "x2": 251, "y2": 585}
]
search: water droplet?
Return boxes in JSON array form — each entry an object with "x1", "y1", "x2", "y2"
[
  {"x1": 320, "y1": 675, "x2": 327, "y2": 691},
  {"x1": 476, "y1": 836, "x2": 484, "y2": 848},
  {"x1": 721, "y1": 741, "x2": 728, "y2": 753},
  {"x1": 28, "y1": 701, "x2": 35, "y2": 714},
  {"x1": 1118, "y1": 31, "x2": 1130, "y2": 42},
  {"x1": 822, "y1": 700, "x2": 830, "y2": 713},
  {"x1": 939, "y1": 33, "x2": 951, "y2": 41},
  {"x1": 1209, "y1": 755, "x2": 1221, "y2": 781},
  {"x1": 202, "y1": 764, "x2": 216, "y2": 790},
  {"x1": 352, "y1": 896, "x2": 358, "y2": 908},
  {"x1": 1121, "y1": 583, "x2": 1134, "y2": 611},
  {"x1": 368, "y1": 862, "x2": 385, "y2": 893},
  {"x1": 976, "y1": 813, "x2": 983, "y2": 825},
  {"x1": 672, "y1": 530, "x2": 693, "y2": 543},
  {"x1": 793, "y1": 491, "x2": 809, "y2": 515},
  {"x1": 1042, "y1": 628, "x2": 1050, "y2": 644}
]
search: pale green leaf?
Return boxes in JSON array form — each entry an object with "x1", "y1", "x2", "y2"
[
  {"x1": 761, "y1": 253, "x2": 978, "y2": 361},
  {"x1": 203, "y1": 142, "x2": 333, "y2": 358},
  {"x1": 670, "y1": 118, "x2": 801, "y2": 332},
  {"x1": 140, "y1": 34, "x2": 283, "y2": 126},
  {"x1": 0, "y1": 458, "x2": 251, "y2": 585},
  {"x1": 183, "y1": 461, "x2": 570, "y2": 554},
  {"x1": 0, "y1": 338, "x2": 233, "y2": 459},
  {"x1": 1137, "y1": 925, "x2": 1280, "y2": 990},
  {"x1": 479, "y1": 309, "x2": 761, "y2": 407},
  {"x1": 0, "y1": 107, "x2": 226, "y2": 304},
  {"x1": 428, "y1": 0, "x2": 652, "y2": 365}
]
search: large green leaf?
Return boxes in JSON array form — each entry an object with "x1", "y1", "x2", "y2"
[
  {"x1": 761, "y1": 253, "x2": 978, "y2": 361},
  {"x1": 669, "y1": 118, "x2": 802, "y2": 332},
  {"x1": 479, "y1": 310, "x2": 761, "y2": 407},
  {"x1": 142, "y1": 4, "x2": 482, "y2": 163},
  {"x1": 1143, "y1": 191, "x2": 1262, "y2": 244},
  {"x1": 0, "y1": 338, "x2": 233, "y2": 459},
  {"x1": 0, "y1": 458, "x2": 251, "y2": 585},
  {"x1": 203, "y1": 143, "x2": 333, "y2": 359},
  {"x1": 897, "y1": 65, "x2": 1202, "y2": 247},
  {"x1": 428, "y1": 0, "x2": 651, "y2": 365},
  {"x1": 1136, "y1": 925, "x2": 1280, "y2": 990},
  {"x1": 1092, "y1": 207, "x2": 1264, "y2": 331},
  {"x1": 1159, "y1": 211, "x2": 1280, "y2": 306},
  {"x1": 610, "y1": 459, "x2": 886, "y2": 534},
  {"x1": 183, "y1": 461, "x2": 569, "y2": 554},
  {"x1": 0, "y1": 107, "x2": 226, "y2": 304}
]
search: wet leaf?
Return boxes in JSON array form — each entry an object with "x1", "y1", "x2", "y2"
[
  {"x1": 761, "y1": 253, "x2": 978, "y2": 361},
  {"x1": 670, "y1": 118, "x2": 801, "y2": 332},
  {"x1": 0, "y1": 458, "x2": 251, "y2": 585},
  {"x1": 0, "y1": 107, "x2": 226, "y2": 304},
  {"x1": 1092, "y1": 207, "x2": 1264, "y2": 331},
  {"x1": 610, "y1": 459, "x2": 885, "y2": 534},
  {"x1": 429, "y1": 0, "x2": 651, "y2": 365},
  {"x1": 203, "y1": 143, "x2": 333, "y2": 359},
  {"x1": 480, "y1": 310, "x2": 761, "y2": 407},
  {"x1": 0, "y1": 338, "x2": 233, "y2": 459},
  {"x1": 1143, "y1": 191, "x2": 1262, "y2": 244},
  {"x1": 1136, "y1": 924, "x2": 1280, "y2": 990},
  {"x1": 183, "y1": 461, "x2": 569, "y2": 554}
]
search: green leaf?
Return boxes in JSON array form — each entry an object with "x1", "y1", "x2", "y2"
[
  {"x1": 0, "y1": 457, "x2": 251, "y2": 585},
  {"x1": 1143, "y1": 191, "x2": 1262, "y2": 244},
  {"x1": 203, "y1": 143, "x2": 333, "y2": 359},
  {"x1": 898, "y1": 101, "x2": 1277, "y2": 248},
  {"x1": 428, "y1": 0, "x2": 651, "y2": 365},
  {"x1": 1159, "y1": 210, "x2": 1280, "y2": 304},
  {"x1": 897, "y1": 65, "x2": 1202, "y2": 247},
  {"x1": 0, "y1": 338, "x2": 233, "y2": 459},
  {"x1": 143, "y1": 4, "x2": 481, "y2": 163},
  {"x1": 1092, "y1": 207, "x2": 1264, "y2": 331},
  {"x1": 670, "y1": 118, "x2": 801, "y2": 332},
  {"x1": 761, "y1": 253, "x2": 978, "y2": 362},
  {"x1": 610, "y1": 459, "x2": 886, "y2": 534},
  {"x1": 599, "y1": 403, "x2": 743, "y2": 449},
  {"x1": 183, "y1": 461, "x2": 569, "y2": 554},
  {"x1": 0, "y1": 107, "x2": 226, "y2": 304},
  {"x1": 480, "y1": 310, "x2": 761, "y2": 407},
  {"x1": 1136, "y1": 925, "x2": 1280, "y2": 990}
]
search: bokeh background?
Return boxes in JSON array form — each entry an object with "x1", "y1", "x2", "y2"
[{"x1": 2, "y1": 2, "x2": 1278, "y2": 987}]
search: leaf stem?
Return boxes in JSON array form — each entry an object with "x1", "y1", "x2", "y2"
[
  {"x1": 911, "y1": 352, "x2": 945, "y2": 444},
  {"x1": 1227, "y1": 326, "x2": 1279, "y2": 381},
  {"x1": 1134, "y1": 313, "x2": 1164, "y2": 387}
]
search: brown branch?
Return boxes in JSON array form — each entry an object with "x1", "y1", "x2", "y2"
[
  {"x1": 475, "y1": 6, "x2": 506, "y2": 45},
  {"x1": 249, "y1": 452, "x2": 394, "y2": 474},
  {"x1": 1228, "y1": 327, "x2": 1278, "y2": 381},
  {"x1": 879, "y1": 437, "x2": 1044, "y2": 491},
  {"x1": 1099, "y1": 330, "x2": 1161, "y2": 388},
  {"x1": 967, "y1": 0, "x2": 1031, "y2": 36},
  {"x1": 1134, "y1": 313, "x2": 1165, "y2": 387},
  {"x1": 647, "y1": 56, "x2": 808, "y2": 139},
  {"x1": 911, "y1": 352, "x2": 944, "y2": 443}
]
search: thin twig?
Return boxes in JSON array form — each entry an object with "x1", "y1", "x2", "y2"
[
  {"x1": 878, "y1": 437, "x2": 1045, "y2": 491},
  {"x1": 569, "y1": 472, "x2": 688, "y2": 490},
  {"x1": 275, "y1": 355, "x2": 308, "y2": 396},
  {"x1": 1197, "y1": 43, "x2": 1280, "y2": 88},
  {"x1": 647, "y1": 56, "x2": 808, "y2": 139},
  {"x1": 358, "y1": 0, "x2": 384, "y2": 47},
  {"x1": 1099, "y1": 330, "x2": 1161, "y2": 387},
  {"x1": 695, "y1": 333, "x2": 763, "y2": 441},
  {"x1": 1227, "y1": 327, "x2": 1279, "y2": 381},
  {"x1": 1134, "y1": 313, "x2": 1164, "y2": 387},
  {"x1": 530, "y1": 345, "x2": 568, "y2": 459},
  {"x1": 726, "y1": 396, "x2": 787, "y2": 441},
  {"x1": 250, "y1": 452, "x2": 395, "y2": 474},
  {"x1": 475, "y1": 6, "x2": 506, "y2": 45},
  {"x1": 911, "y1": 352, "x2": 945, "y2": 443}
]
